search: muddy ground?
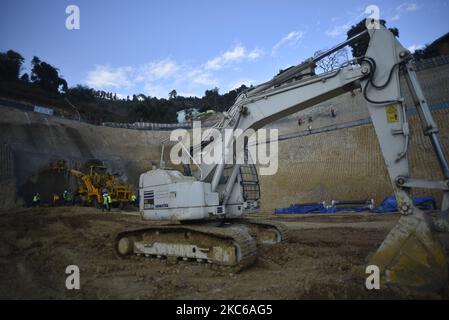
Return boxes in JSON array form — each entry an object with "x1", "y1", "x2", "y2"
[{"x1": 0, "y1": 207, "x2": 447, "y2": 299}]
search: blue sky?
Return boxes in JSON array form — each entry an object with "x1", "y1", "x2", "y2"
[{"x1": 1, "y1": 0, "x2": 448, "y2": 98}]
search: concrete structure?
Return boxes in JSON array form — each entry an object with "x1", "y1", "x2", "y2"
[{"x1": 177, "y1": 108, "x2": 199, "y2": 123}]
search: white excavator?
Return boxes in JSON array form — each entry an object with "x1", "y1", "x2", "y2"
[{"x1": 115, "y1": 24, "x2": 449, "y2": 291}]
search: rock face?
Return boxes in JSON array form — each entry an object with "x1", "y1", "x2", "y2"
[{"x1": 0, "y1": 107, "x2": 173, "y2": 208}]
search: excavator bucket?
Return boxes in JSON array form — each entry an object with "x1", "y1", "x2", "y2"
[{"x1": 370, "y1": 210, "x2": 448, "y2": 291}]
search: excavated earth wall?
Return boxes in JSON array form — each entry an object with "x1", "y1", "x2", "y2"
[{"x1": 1, "y1": 60, "x2": 448, "y2": 212}]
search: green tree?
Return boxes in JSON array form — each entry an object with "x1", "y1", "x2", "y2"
[
  {"x1": 137, "y1": 93, "x2": 147, "y2": 101},
  {"x1": 0, "y1": 50, "x2": 25, "y2": 81},
  {"x1": 20, "y1": 73, "x2": 30, "y2": 82},
  {"x1": 202, "y1": 87, "x2": 220, "y2": 111},
  {"x1": 412, "y1": 45, "x2": 440, "y2": 61},
  {"x1": 66, "y1": 85, "x2": 96, "y2": 102},
  {"x1": 169, "y1": 89, "x2": 177, "y2": 99},
  {"x1": 30, "y1": 56, "x2": 68, "y2": 94}
]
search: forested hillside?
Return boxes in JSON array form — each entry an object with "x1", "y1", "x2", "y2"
[{"x1": 0, "y1": 50, "x2": 248, "y2": 124}]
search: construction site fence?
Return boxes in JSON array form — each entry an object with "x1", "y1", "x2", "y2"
[
  {"x1": 414, "y1": 54, "x2": 449, "y2": 71},
  {"x1": 101, "y1": 121, "x2": 193, "y2": 130}
]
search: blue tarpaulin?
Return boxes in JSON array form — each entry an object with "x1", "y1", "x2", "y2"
[
  {"x1": 274, "y1": 203, "x2": 368, "y2": 214},
  {"x1": 326, "y1": 206, "x2": 370, "y2": 213},
  {"x1": 275, "y1": 196, "x2": 436, "y2": 215},
  {"x1": 275, "y1": 203, "x2": 327, "y2": 214},
  {"x1": 371, "y1": 196, "x2": 436, "y2": 213}
]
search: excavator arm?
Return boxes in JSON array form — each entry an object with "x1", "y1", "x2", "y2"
[
  {"x1": 141, "y1": 25, "x2": 449, "y2": 290},
  {"x1": 217, "y1": 26, "x2": 449, "y2": 290},
  {"x1": 196, "y1": 26, "x2": 448, "y2": 219}
]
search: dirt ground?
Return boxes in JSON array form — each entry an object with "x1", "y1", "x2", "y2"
[{"x1": 0, "y1": 206, "x2": 447, "y2": 300}]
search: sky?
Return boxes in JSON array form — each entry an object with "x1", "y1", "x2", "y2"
[{"x1": 0, "y1": 0, "x2": 448, "y2": 98}]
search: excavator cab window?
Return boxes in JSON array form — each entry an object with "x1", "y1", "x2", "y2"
[
  {"x1": 90, "y1": 165, "x2": 107, "y2": 175},
  {"x1": 239, "y1": 164, "x2": 260, "y2": 201}
]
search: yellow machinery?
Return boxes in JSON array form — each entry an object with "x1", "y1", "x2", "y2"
[{"x1": 52, "y1": 160, "x2": 133, "y2": 207}]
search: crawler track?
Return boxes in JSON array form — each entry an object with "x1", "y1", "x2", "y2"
[
  {"x1": 115, "y1": 224, "x2": 258, "y2": 272},
  {"x1": 237, "y1": 219, "x2": 290, "y2": 244}
]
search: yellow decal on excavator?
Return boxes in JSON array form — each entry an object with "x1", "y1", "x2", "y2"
[{"x1": 386, "y1": 104, "x2": 399, "y2": 123}]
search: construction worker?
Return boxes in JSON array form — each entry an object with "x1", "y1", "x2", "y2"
[
  {"x1": 102, "y1": 193, "x2": 108, "y2": 212},
  {"x1": 107, "y1": 193, "x2": 112, "y2": 211},
  {"x1": 62, "y1": 190, "x2": 68, "y2": 205},
  {"x1": 131, "y1": 194, "x2": 137, "y2": 206},
  {"x1": 32, "y1": 193, "x2": 40, "y2": 207},
  {"x1": 102, "y1": 192, "x2": 112, "y2": 212},
  {"x1": 64, "y1": 190, "x2": 73, "y2": 206},
  {"x1": 308, "y1": 124, "x2": 312, "y2": 134},
  {"x1": 330, "y1": 108, "x2": 336, "y2": 118},
  {"x1": 53, "y1": 194, "x2": 60, "y2": 206}
]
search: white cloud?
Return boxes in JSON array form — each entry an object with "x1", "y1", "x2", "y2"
[
  {"x1": 85, "y1": 42, "x2": 264, "y2": 98},
  {"x1": 222, "y1": 46, "x2": 245, "y2": 61},
  {"x1": 86, "y1": 65, "x2": 134, "y2": 89},
  {"x1": 205, "y1": 56, "x2": 223, "y2": 71},
  {"x1": 228, "y1": 78, "x2": 256, "y2": 91},
  {"x1": 186, "y1": 69, "x2": 219, "y2": 86},
  {"x1": 177, "y1": 92, "x2": 200, "y2": 98},
  {"x1": 137, "y1": 58, "x2": 180, "y2": 81},
  {"x1": 325, "y1": 23, "x2": 351, "y2": 38},
  {"x1": 205, "y1": 45, "x2": 264, "y2": 70},
  {"x1": 390, "y1": 3, "x2": 419, "y2": 21},
  {"x1": 325, "y1": 8, "x2": 366, "y2": 39},
  {"x1": 247, "y1": 48, "x2": 264, "y2": 60},
  {"x1": 143, "y1": 83, "x2": 172, "y2": 99},
  {"x1": 114, "y1": 93, "x2": 129, "y2": 100},
  {"x1": 390, "y1": 14, "x2": 401, "y2": 21},
  {"x1": 397, "y1": 2, "x2": 418, "y2": 12},
  {"x1": 140, "y1": 66, "x2": 219, "y2": 98},
  {"x1": 139, "y1": 60, "x2": 220, "y2": 98},
  {"x1": 408, "y1": 44, "x2": 424, "y2": 53},
  {"x1": 325, "y1": 3, "x2": 417, "y2": 39},
  {"x1": 271, "y1": 31, "x2": 305, "y2": 56}
]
